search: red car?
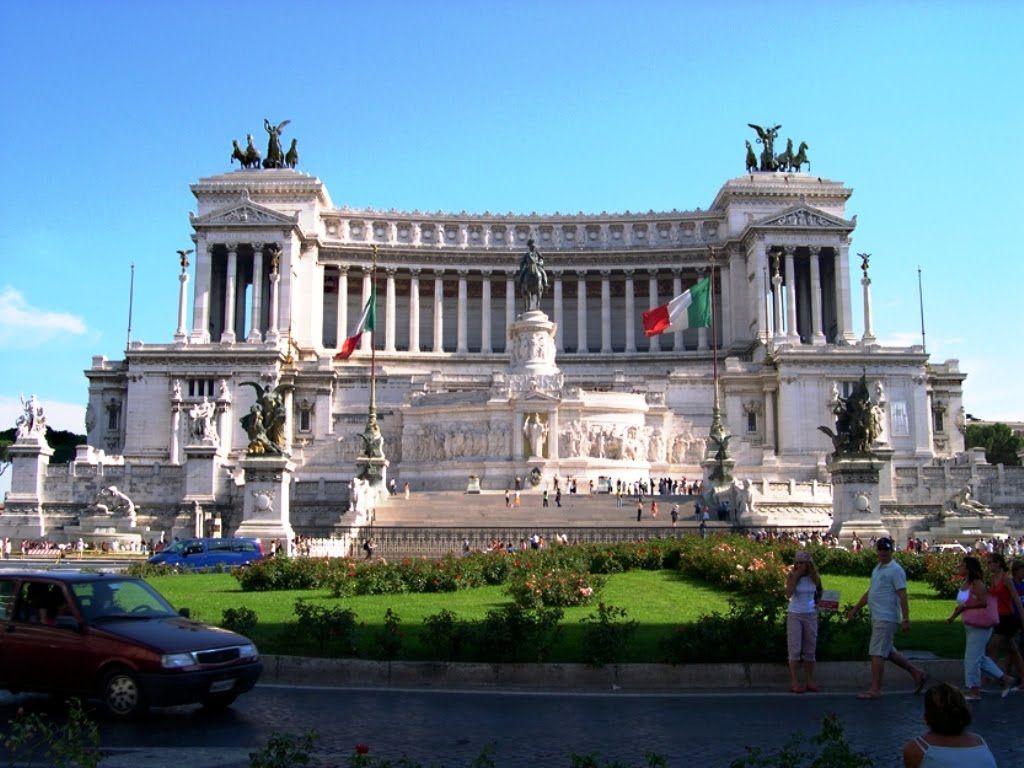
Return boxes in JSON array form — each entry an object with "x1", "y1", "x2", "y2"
[{"x1": 0, "y1": 570, "x2": 262, "y2": 718}]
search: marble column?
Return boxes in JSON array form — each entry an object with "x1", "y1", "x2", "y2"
[
  {"x1": 837, "y1": 240, "x2": 856, "y2": 343},
  {"x1": 754, "y1": 241, "x2": 768, "y2": 343},
  {"x1": 169, "y1": 395, "x2": 181, "y2": 464},
  {"x1": 175, "y1": 258, "x2": 190, "y2": 344},
  {"x1": 575, "y1": 271, "x2": 588, "y2": 353},
  {"x1": 624, "y1": 270, "x2": 636, "y2": 353},
  {"x1": 456, "y1": 270, "x2": 468, "y2": 353},
  {"x1": 647, "y1": 270, "x2": 660, "y2": 353},
  {"x1": 336, "y1": 266, "x2": 349, "y2": 353},
  {"x1": 247, "y1": 243, "x2": 264, "y2": 343},
  {"x1": 764, "y1": 386, "x2": 777, "y2": 455},
  {"x1": 433, "y1": 270, "x2": 445, "y2": 353},
  {"x1": 548, "y1": 408, "x2": 560, "y2": 460},
  {"x1": 190, "y1": 236, "x2": 211, "y2": 343},
  {"x1": 784, "y1": 246, "x2": 798, "y2": 341},
  {"x1": 553, "y1": 271, "x2": 564, "y2": 352},
  {"x1": 672, "y1": 269, "x2": 683, "y2": 351},
  {"x1": 481, "y1": 269, "x2": 493, "y2": 353},
  {"x1": 266, "y1": 247, "x2": 281, "y2": 343},
  {"x1": 600, "y1": 270, "x2": 612, "y2": 353},
  {"x1": 408, "y1": 269, "x2": 420, "y2": 353},
  {"x1": 771, "y1": 252, "x2": 785, "y2": 344},
  {"x1": 719, "y1": 258, "x2": 733, "y2": 348},
  {"x1": 809, "y1": 246, "x2": 826, "y2": 345},
  {"x1": 221, "y1": 244, "x2": 237, "y2": 343},
  {"x1": 384, "y1": 267, "x2": 397, "y2": 352},
  {"x1": 505, "y1": 271, "x2": 515, "y2": 347},
  {"x1": 861, "y1": 261, "x2": 876, "y2": 344},
  {"x1": 360, "y1": 268, "x2": 372, "y2": 354}
]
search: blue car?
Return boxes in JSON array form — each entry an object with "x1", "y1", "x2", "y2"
[{"x1": 148, "y1": 537, "x2": 265, "y2": 571}]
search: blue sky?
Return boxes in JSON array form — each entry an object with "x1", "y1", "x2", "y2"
[{"x1": 1, "y1": 1, "x2": 1021, "y2": 470}]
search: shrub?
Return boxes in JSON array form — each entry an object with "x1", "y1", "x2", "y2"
[
  {"x1": 374, "y1": 608, "x2": 403, "y2": 661},
  {"x1": 660, "y1": 597, "x2": 786, "y2": 664},
  {"x1": 124, "y1": 561, "x2": 178, "y2": 578},
  {"x1": 472, "y1": 603, "x2": 563, "y2": 663},
  {"x1": 580, "y1": 602, "x2": 638, "y2": 668},
  {"x1": 293, "y1": 599, "x2": 358, "y2": 656},
  {"x1": 729, "y1": 713, "x2": 871, "y2": 768},
  {"x1": 3, "y1": 697, "x2": 100, "y2": 768},
  {"x1": 506, "y1": 559, "x2": 604, "y2": 609},
  {"x1": 221, "y1": 606, "x2": 259, "y2": 636},
  {"x1": 422, "y1": 609, "x2": 471, "y2": 662},
  {"x1": 922, "y1": 551, "x2": 963, "y2": 598},
  {"x1": 249, "y1": 730, "x2": 319, "y2": 768},
  {"x1": 235, "y1": 556, "x2": 335, "y2": 591}
]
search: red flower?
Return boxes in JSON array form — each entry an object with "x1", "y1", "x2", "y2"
[{"x1": 355, "y1": 744, "x2": 370, "y2": 754}]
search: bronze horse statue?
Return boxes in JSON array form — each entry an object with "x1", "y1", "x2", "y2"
[
  {"x1": 516, "y1": 239, "x2": 548, "y2": 313},
  {"x1": 789, "y1": 141, "x2": 809, "y2": 172}
]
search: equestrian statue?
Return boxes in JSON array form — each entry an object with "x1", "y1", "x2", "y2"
[{"x1": 515, "y1": 238, "x2": 549, "y2": 313}]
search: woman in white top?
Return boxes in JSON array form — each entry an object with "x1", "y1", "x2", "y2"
[
  {"x1": 785, "y1": 549, "x2": 822, "y2": 693},
  {"x1": 901, "y1": 682, "x2": 996, "y2": 767}
]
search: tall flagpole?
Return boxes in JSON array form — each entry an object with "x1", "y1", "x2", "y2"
[
  {"x1": 917, "y1": 265, "x2": 927, "y2": 353},
  {"x1": 705, "y1": 246, "x2": 733, "y2": 489},
  {"x1": 125, "y1": 263, "x2": 135, "y2": 351},
  {"x1": 369, "y1": 245, "x2": 378, "y2": 417}
]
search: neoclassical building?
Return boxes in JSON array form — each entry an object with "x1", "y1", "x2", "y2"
[{"x1": 9, "y1": 159, "x2": 1003, "y2": 540}]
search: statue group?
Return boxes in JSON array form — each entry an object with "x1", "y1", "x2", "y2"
[
  {"x1": 15, "y1": 394, "x2": 46, "y2": 439},
  {"x1": 230, "y1": 118, "x2": 299, "y2": 170},
  {"x1": 818, "y1": 374, "x2": 882, "y2": 456},
  {"x1": 746, "y1": 124, "x2": 809, "y2": 173},
  {"x1": 239, "y1": 381, "x2": 291, "y2": 455},
  {"x1": 515, "y1": 239, "x2": 549, "y2": 313}
]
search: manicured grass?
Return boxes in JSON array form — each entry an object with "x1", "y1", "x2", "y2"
[{"x1": 149, "y1": 570, "x2": 966, "y2": 662}]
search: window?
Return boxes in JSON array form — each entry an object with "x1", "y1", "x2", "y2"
[
  {"x1": 187, "y1": 379, "x2": 215, "y2": 398},
  {"x1": 933, "y1": 408, "x2": 945, "y2": 434},
  {"x1": 747, "y1": 411, "x2": 758, "y2": 433},
  {"x1": 106, "y1": 402, "x2": 120, "y2": 431},
  {"x1": 891, "y1": 401, "x2": 910, "y2": 437}
]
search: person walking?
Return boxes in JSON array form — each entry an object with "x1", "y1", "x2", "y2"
[
  {"x1": 504, "y1": 488, "x2": 511, "y2": 508},
  {"x1": 847, "y1": 536, "x2": 928, "y2": 699},
  {"x1": 900, "y1": 683, "x2": 998, "y2": 768},
  {"x1": 946, "y1": 555, "x2": 1018, "y2": 701},
  {"x1": 555, "y1": 487, "x2": 562, "y2": 508},
  {"x1": 670, "y1": 504, "x2": 679, "y2": 527},
  {"x1": 542, "y1": 489, "x2": 549, "y2": 508},
  {"x1": 785, "y1": 550, "x2": 822, "y2": 693},
  {"x1": 650, "y1": 501, "x2": 658, "y2": 519},
  {"x1": 635, "y1": 500, "x2": 643, "y2": 523},
  {"x1": 984, "y1": 553, "x2": 1024, "y2": 684}
]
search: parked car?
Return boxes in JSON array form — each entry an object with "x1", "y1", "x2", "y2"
[
  {"x1": 148, "y1": 537, "x2": 264, "y2": 571},
  {"x1": 0, "y1": 570, "x2": 262, "y2": 718}
]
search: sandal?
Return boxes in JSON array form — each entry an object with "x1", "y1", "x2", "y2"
[
  {"x1": 791, "y1": 685, "x2": 805, "y2": 694},
  {"x1": 805, "y1": 684, "x2": 820, "y2": 693}
]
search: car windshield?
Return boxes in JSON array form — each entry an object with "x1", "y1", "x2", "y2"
[{"x1": 71, "y1": 579, "x2": 178, "y2": 621}]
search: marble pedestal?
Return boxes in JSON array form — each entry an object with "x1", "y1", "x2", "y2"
[
  {"x1": 0, "y1": 435, "x2": 53, "y2": 538},
  {"x1": 913, "y1": 514, "x2": 1012, "y2": 543},
  {"x1": 827, "y1": 454, "x2": 890, "y2": 542},
  {"x1": 236, "y1": 455, "x2": 295, "y2": 549}
]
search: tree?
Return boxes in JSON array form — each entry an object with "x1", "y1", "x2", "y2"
[
  {"x1": 965, "y1": 422, "x2": 1023, "y2": 466},
  {"x1": 0, "y1": 427, "x2": 86, "y2": 471}
]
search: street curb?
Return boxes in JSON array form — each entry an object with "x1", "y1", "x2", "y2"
[{"x1": 261, "y1": 655, "x2": 966, "y2": 693}]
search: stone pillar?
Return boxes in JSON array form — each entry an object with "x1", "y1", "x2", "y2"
[
  {"x1": 175, "y1": 256, "x2": 190, "y2": 344},
  {"x1": 764, "y1": 386, "x2": 777, "y2": 455},
  {"x1": 771, "y1": 252, "x2": 785, "y2": 344},
  {"x1": 784, "y1": 247, "x2": 798, "y2": 341},
  {"x1": 336, "y1": 266, "x2": 349, "y2": 353},
  {"x1": 826, "y1": 455, "x2": 890, "y2": 542},
  {"x1": 456, "y1": 269, "x2": 469, "y2": 353},
  {"x1": 575, "y1": 270, "x2": 588, "y2": 353},
  {"x1": 433, "y1": 270, "x2": 444, "y2": 353},
  {"x1": 647, "y1": 270, "x2": 660, "y2": 352},
  {"x1": 169, "y1": 387, "x2": 182, "y2": 465},
  {"x1": 837, "y1": 240, "x2": 856, "y2": 343},
  {"x1": 481, "y1": 269, "x2": 493, "y2": 353},
  {"x1": 553, "y1": 271, "x2": 564, "y2": 352},
  {"x1": 408, "y1": 269, "x2": 420, "y2": 353},
  {"x1": 754, "y1": 241, "x2": 769, "y2": 344},
  {"x1": 247, "y1": 243, "x2": 264, "y2": 343},
  {"x1": 548, "y1": 408, "x2": 560, "y2": 460},
  {"x1": 861, "y1": 260, "x2": 876, "y2": 344},
  {"x1": 221, "y1": 244, "x2": 237, "y2": 343},
  {"x1": 190, "y1": 236, "x2": 212, "y2": 343},
  {"x1": 672, "y1": 269, "x2": 683, "y2": 351},
  {"x1": 384, "y1": 267, "x2": 397, "y2": 352},
  {"x1": 809, "y1": 246, "x2": 826, "y2": 345},
  {"x1": 266, "y1": 247, "x2": 281, "y2": 343},
  {"x1": 624, "y1": 269, "x2": 636, "y2": 353},
  {"x1": 360, "y1": 268, "x2": 372, "y2": 354},
  {"x1": 719, "y1": 259, "x2": 733, "y2": 348},
  {"x1": 505, "y1": 271, "x2": 515, "y2": 345},
  {"x1": 235, "y1": 456, "x2": 297, "y2": 550},
  {"x1": 600, "y1": 270, "x2": 612, "y2": 353}
]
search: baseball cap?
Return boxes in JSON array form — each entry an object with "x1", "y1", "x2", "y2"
[{"x1": 876, "y1": 537, "x2": 894, "y2": 550}]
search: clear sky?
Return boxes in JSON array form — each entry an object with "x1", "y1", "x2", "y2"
[{"x1": 1, "y1": 1, "x2": 1021, "y2": 484}]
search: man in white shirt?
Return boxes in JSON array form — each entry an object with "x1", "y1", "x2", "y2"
[{"x1": 847, "y1": 537, "x2": 928, "y2": 699}]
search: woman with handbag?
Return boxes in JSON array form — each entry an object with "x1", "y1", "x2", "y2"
[
  {"x1": 984, "y1": 553, "x2": 1024, "y2": 685},
  {"x1": 946, "y1": 556, "x2": 1018, "y2": 701}
]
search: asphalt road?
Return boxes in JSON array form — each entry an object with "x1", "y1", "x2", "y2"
[{"x1": 2, "y1": 684, "x2": 1022, "y2": 767}]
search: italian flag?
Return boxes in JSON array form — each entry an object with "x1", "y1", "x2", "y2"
[
  {"x1": 334, "y1": 293, "x2": 376, "y2": 360},
  {"x1": 642, "y1": 277, "x2": 710, "y2": 336}
]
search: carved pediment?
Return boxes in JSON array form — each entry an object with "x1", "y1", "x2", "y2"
[
  {"x1": 752, "y1": 205, "x2": 854, "y2": 231},
  {"x1": 191, "y1": 195, "x2": 299, "y2": 228}
]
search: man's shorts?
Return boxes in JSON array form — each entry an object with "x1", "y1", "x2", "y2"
[
  {"x1": 869, "y1": 620, "x2": 898, "y2": 657},
  {"x1": 993, "y1": 612, "x2": 1021, "y2": 638}
]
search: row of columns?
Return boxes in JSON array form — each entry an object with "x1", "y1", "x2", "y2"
[
  {"x1": 334, "y1": 266, "x2": 713, "y2": 355},
  {"x1": 765, "y1": 244, "x2": 850, "y2": 345}
]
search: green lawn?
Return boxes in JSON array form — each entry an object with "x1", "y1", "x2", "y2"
[{"x1": 149, "y1": 570, "x2": 966, "y2": 662}]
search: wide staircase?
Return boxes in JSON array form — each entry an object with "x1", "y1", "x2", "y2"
[{"x1": 358, "y1": 489, "x2": 725, "y2": 559}]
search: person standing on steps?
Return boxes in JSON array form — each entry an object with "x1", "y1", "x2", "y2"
[
  {"x1": 635, "y1": 500, "x2": 643, "y2": 523},
  {"x1": 847, "y1": 536, "x2": 928, "y2": 699}
]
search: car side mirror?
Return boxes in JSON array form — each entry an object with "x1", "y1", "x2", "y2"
[
  {"x1": 178, "y1": 607, "x2": 191, "y2": 619},
  {"x1": 55, "y1": 615, "x2": 81, "y2": 632}
]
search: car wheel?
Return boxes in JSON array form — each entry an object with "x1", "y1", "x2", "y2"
[
  {"x1": 101, "y1": 668, "x2": 147, "y2": 719},
  {"x1": 202, "y1": 692, "x2": 238, "y2": 710}
]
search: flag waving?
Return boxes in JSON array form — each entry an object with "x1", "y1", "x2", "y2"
[
  {"x1": 334, "y1": 292, "x2": 376, "y2": 360},
  {"x1": 642, "y1": 277, "x2": 710, "y2": 336}
]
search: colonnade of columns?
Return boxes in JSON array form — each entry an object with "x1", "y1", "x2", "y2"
[
  {"x1": 328, "y1": 265, "x2": 716, "y2": 356},
  {"x1": 762, "y1": 243, "x2": 853, "y2": 345}
]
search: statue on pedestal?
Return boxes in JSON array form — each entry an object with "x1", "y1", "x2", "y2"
[
  {"x1": 515, "y1": 239, "x2": 548, "y2": 312},
  {"x1": 240, "y1": 381, "x2": 291, "y2": 455},
  {"x1": 188, "y1": 397, "x2": 218, "y2": 444},
  {"x1": 263, "y1": 118, "x2": 291, "y2": 169},
  {"x1": 15, "y1": 394, "x2": 46, "y2": 439},
  {"x1": 523, "y1": 413, "x2": 548, "y2": 458},
  {"x1": 818, "y1": 374, "x2": 880, "y2": 456}
]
